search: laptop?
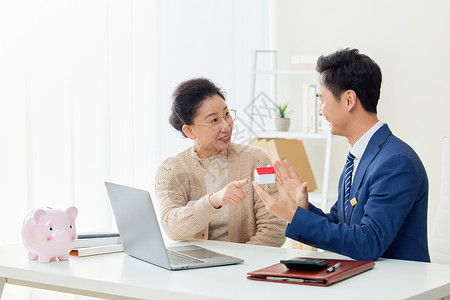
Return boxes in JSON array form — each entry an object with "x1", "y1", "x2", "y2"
[{"x1": 104, "y1": 182, "x2": 244, "y2": 270}]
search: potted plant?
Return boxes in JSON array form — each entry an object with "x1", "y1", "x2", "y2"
[{"x1": 275, "y1": 103, "x2": 291, "y2": 131}]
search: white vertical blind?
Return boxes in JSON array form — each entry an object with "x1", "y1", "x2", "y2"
[
  {"x1": 0, "y1": 0, "x2": 160, "y2": 244},
  {"x1": 0, "y1": 1, "x2": 269, "y2": 298},
  {"x1": 0, "y1": 0, "x2": 270, "y2": 241}
]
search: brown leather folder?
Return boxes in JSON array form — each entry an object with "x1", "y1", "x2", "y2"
[{"x1": 247, "y1": 257, "x2": 375, "y2": 287}]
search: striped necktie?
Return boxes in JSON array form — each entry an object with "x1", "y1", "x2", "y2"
[{"x1": 344, "y1": 151, "x2": 356, "y2": 220}]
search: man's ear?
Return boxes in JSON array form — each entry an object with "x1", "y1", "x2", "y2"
[
  {"x1": 344, "y1": 90, "x2": 358, "y2": 111},
  {"x1": 182, "y1": 124, "x2": 196, "y2": 140}
]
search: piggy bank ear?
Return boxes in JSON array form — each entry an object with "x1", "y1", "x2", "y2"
[
  {"x1": 66, "y1": 206, "x2": 78, "y2": 220},
  {"x1": 32, "y1": 209, "x2": 49, "y2": 225}
]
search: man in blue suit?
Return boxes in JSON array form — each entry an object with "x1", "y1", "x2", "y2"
[{"x1": 253, "y1": 48, "x2": 430, "y2": 262}]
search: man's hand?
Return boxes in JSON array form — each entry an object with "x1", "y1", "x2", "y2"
[
  {"x1": 274, "y1": 160, "x2": 309, "y2": 209},
  {"x1": 209, "y1": 179, "x2": 248, "y2": 208},
  {"x1": 252, "y1": 180, "x2": 298, "y2": 223}
]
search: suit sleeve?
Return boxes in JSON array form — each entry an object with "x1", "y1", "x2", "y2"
[
  {"x1": 286, "y1": 154, "x2": 420, "y2": 260},
  {"x1": 308, "y1": 202, "x2": 340, "y2": 223}
]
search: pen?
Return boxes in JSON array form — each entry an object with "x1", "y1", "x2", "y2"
[
  {"x1": 254, "y1": 276, "x2": 325, "y2": 284},
  {"x1": 326, "y1": 262, "x2": 341, "y2": 273}
]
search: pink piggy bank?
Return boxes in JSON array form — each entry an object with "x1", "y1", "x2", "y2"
[{"x1": 22, "y1": 207, "x2": 78, "y2": 263}]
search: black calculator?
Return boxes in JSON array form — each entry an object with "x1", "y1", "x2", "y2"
[{"x1": 280, "y1": 258, "x2": 329, "y2": 271}]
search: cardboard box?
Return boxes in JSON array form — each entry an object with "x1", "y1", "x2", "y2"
[
  {"x1": 291, "y1": 240, "x2": 318, "y2": 252},
  {"x1": 250, "y1": 138, "x2": 317, "y2": 191},
  {"x1": 250, "y1": 138, "x2": 271, "y2": 156}
]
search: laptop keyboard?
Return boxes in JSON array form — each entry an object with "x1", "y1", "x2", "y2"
[{"x1": 167, "y1": 250, "x2": 206, "y2": 265}]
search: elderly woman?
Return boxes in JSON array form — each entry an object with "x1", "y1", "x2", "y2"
[{"x1": 155, "y1": 78, "x2": 286, "y2": 247}]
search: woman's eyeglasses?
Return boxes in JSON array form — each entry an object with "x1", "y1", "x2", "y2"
[{"x1": 195, "y1": 109, "x2": 236, "y2": 130}]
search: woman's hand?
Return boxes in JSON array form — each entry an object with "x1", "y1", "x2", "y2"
[
  {"x1": 209, "y1": 179, "x2": 248, "y2": 208},
  {"x1": 274, "y1": 160, "x2": 309, "y2": 209}
]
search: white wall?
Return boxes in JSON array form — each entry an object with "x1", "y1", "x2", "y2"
[
  {"x1": 156, "y1": 1, "x2": 271, "y2": 165},
  {"x1": 270, "y1": 0, "x2": 450, "y2": 234}
]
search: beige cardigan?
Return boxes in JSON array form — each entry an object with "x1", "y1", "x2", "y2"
[{"x1": 155, "y1": 144, "x2": 287, "y2": 247}]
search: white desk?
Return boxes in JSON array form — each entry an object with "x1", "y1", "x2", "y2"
[{"x1": 1, "y1": 239, "x2": 450, "y2": 300}]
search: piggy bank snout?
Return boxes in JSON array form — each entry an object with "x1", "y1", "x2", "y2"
[{"x1": 53, "y1": 229, "x2": 73, "y2": 243}]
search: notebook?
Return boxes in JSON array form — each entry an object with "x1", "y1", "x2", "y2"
[
  {"x1": 247, "y1": 257, "x2": 375, "y2": 286},
  {"x1": 104, "y1": 182, "x2": 244, "y2": 270}
]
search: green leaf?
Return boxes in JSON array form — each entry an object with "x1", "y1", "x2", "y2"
[{"x1": 275, "y1": 103, "x2": 288, "y2": 118}]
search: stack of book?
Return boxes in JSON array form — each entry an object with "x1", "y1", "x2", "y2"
[
  {"x1": 70, "y1": 232, "x2": 123, "y2": 257},
  {"x1": 302, "y1": 84, "x2": 328, "y2": 134}
]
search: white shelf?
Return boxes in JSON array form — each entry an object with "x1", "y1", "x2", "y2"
[{"x1": 254, "y1": 130, "x2": 329, "y2": 140}]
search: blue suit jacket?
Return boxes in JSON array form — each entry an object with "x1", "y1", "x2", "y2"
[{"x1": 286, "y1": 124, "x2": 430, "y2": 262}]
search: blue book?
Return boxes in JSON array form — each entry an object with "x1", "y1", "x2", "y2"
[{"x1": 74, "y1": 232, "x2": 121, "y2": 249}]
